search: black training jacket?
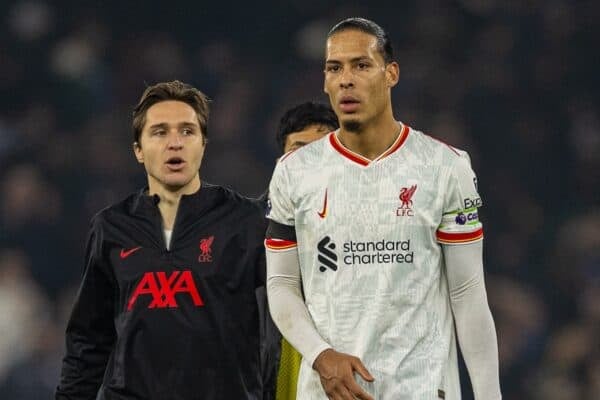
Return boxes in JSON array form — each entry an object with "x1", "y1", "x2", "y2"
[{"x1": 56, "y1": 183, "x2": 275, "y2": 400}]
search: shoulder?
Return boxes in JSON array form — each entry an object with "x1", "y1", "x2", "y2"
[
  {"x1": 207, "y1": 183, "x2": 267, "y2": 219},
  {"x1": 206, "y1": 184, "x2": 268, "y2": 238},
  {"x1": 271, "y1": 134, "x2": 331, "y2": 192},
  {"x1": 92, "y1": 190, "x2": 141, "y2": 227},
  {"x1": 79, "y1": 190, "x2": 141, "y2": 251},
  {"x1": 407, "y1": 127, "x2": 471, "y2": 166},
  {"x1": 277, "y1": 133, "x2": 331, "y2": 168}
]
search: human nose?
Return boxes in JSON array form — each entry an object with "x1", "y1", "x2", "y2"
[
  {"x1": 339, "y1": 66, "x2": 354, "y2": 89},
  {"x1": 167, "y1": 131, "x2": 183, "y2": 149}
]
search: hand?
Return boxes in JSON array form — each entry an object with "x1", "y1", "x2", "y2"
[{"x1": 312, "y1": 348, "x2": 375, "y2": 400}]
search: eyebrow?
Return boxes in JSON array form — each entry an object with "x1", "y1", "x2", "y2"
[
  {"x1": 147, "y1": 122, "x2": 199, "y2": 130},
  {"x1": 290, "y1": 141, "x2": 309, "y2": 147},
  {"x1": 315, "y1": 125, "x2": 333, "y2": 133},
  {"x1": 325, "y1": 56, "x2": 372, "y2": 64}
]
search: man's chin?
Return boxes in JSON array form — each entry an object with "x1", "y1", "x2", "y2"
[
  {"x1": 162, "y1": 177, "x2": 194, "y2": 192},
  {"x1": 164, "y1": 182, "x2": 186, "y2": 191},
  {"x1": 341, "y1": 119, "x2": 362, "y2": 133}
]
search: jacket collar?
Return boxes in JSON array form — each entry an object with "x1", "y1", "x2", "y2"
[{"x1": 130, "y1": 182, "x2": 224, "y2": 217}]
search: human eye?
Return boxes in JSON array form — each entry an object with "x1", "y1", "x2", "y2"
[
  {"x1": 152, "y1": 129, "x2": 166, "y2": 136},
  {"x1": 182, "y1": 127, "x2": 194, "y2": 135},
  {"x1": 325, "y1": 64, "x2": 340, "y2": 73},
  {"x1": 357, "y1": 61, "x2": 370, "y2": 70}
]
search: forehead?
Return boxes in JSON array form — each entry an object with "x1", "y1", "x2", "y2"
[
  {"x1": 326, "y1": 29, "x2": 381, "y2": 62},
  {"x1": 145, "y1": 100, "x2": 198, "y2": 126},
  {"x1": 287, "y1": 124, "x2": 331, "y2": 141},
  {"x1": 284, "y1": 124, "x2": 330, "y2": 151}
]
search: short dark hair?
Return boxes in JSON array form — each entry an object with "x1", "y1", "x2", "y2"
[
  {"x1": 328, "y1": 17, "x2": 393, "y2": 64},
  {"x1": 276, "y1": 102, "x2": 339, "y2": 152},
  {"x1": 132, "y1": 80, "x2": 210, "y2": 144}
]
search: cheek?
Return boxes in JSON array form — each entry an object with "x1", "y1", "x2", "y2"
[
  {"x1": 324, "y1": 78, "x2": 337, "y2": 94},
  {"x1": 144, "y1": 150, "x2": 158, "y2": 164},
  {"x1": 371, "y1": 80, "x2": 388, "y2": 104}
]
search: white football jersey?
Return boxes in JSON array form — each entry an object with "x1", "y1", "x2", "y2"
[{"x1": 267, "y1": 123, "x2": 483, "y2": 399}]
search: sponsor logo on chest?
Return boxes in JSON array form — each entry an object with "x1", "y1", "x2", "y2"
[
  {"x1": 316, "y1": 236, "x2": 414, "y2": 272},
  {"x1": 127, "y1": 270, "x2": 204, "y2": 310}
]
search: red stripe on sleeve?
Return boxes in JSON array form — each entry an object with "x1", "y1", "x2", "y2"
[
  {"x1": 436, "y1": 227, "x2": 484, "y2": 244},
  {"x1": 265, "y1": 238, "x2": 298, "y2": 250}
]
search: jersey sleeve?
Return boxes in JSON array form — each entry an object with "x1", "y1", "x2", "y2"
[
  {"x1": 56, "y1": 216, "x2": 116, "y2": 399},
  {"x1": 436, "y1": 152, "x2": 484, "y2": 245},
  {"x1": 266, "y1": 160, "x2": 295, "y2": 227}
]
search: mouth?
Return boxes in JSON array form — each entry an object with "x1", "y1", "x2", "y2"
[
  {"x1": 165, "y1": 157, "x2": 186, "y2": 171},
  {"x1": 339, "y1": 96, "x2": 360, "y2": 113}
]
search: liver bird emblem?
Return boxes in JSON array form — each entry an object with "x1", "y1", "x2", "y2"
[
  {"x1": 399, "y1": 185, "x2": 417, "y2": 209},
  {"x1": 199, "y1": 236, "x2": 214, "y2": 255}
]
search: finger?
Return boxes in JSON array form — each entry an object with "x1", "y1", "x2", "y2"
[
  {"x1": 351, "y1": 358, "x2": 375, "y2": 382},
  {"x1": 346, "y1": 379, "x2": 374, "y2": 400},
  {"x1": 323, "y1": 378, "x2": 353, "y2": 400},
  {"x1": 335, "y1": 384, "x2": 356, "y2": 400}
]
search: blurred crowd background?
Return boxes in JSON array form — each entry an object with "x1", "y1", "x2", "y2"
[{"x1": 0, "y1": 0, "x2": 598, "y2": 399}]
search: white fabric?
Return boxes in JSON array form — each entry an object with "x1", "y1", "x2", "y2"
[
  {"x1": 266, "y1": 245, "x2": 332, "y2": 367},
  {"x1": 163, "y1": 229, "x2": 172, "y2": 250},
  {"x1": 444, "y1": 241, "x2": 502, "y2": 400},
  {"x1": 266, "y1": 125, "x2": 500, "y2": 399}
]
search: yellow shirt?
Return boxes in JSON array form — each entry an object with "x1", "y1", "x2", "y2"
[{"x1": 276, "y1": 338, "x2": 302, "y2": 400}]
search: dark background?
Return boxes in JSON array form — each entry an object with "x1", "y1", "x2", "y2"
[{"x1": 0, "y1": 1, "x2": 598, "y2": 399}]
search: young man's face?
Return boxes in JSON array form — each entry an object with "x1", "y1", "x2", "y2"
[
  {"x1": 324, "y1": 29, "x2": 398, "y2": 131},
  {"x1": 134, "y1": 100, "x2": 206, "y2": 193},
  {"x1": 284, "y1": 124, "x2": 331, "y2": 153}
]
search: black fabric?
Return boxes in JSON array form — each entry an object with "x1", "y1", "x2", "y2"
[
  {"x1": 256, "y1": 195, "x2": 283, "y2": 400},
  {"x1": 56, "y1": 183, "x2": 274, "y2": 400},
  {"x1": 266, "y1": 220, "x2": 296, "y2": 242},
  {"x1": 255, "y1": 286, "x2": 280, "y2": 400}
]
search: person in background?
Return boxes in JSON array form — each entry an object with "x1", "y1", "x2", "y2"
[{"x1": 262, "y1": 101, "x2": 338, "y2": 400}]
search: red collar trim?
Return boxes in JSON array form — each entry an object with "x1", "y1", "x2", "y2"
[
  {"x1": 376, "y1": 124, "x2": 409, "y2": 161},
  {"x1": 329, "y1": 124, "x2": 410, "y2": 166},
  {"x1": 329, "y1": 133, "x2": 370, "y2": 166}
]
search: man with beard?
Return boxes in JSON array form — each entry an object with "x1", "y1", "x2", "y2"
[{"x1": 265, "y1": 18, "x2": 502, "y2": 400}]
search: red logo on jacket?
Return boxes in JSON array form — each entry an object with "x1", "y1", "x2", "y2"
[
  {"x1": 198, "y1": 236, "x2": 214, "y2": 262},
  {"x1": 127, "y1": 270, "x2": 204, "y2": 310},
  {"x1": 397, "y1": 184, "x2": 417, "y2": 217}
]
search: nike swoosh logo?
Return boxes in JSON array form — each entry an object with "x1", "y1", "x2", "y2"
[
  {"x1": 317, "y1": 189, "x2": 328, "y2": 219},
  {"x1": 120, "y1": 247, "x2": 142, "y2": 259}
]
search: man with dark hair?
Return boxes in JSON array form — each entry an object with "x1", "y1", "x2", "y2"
[
  {"x1": 276, "y1": 102, "x2": 339, "y2": 154},
  {"x1": 56, "y1": 80, "x2": 273, "y2": 399},
  {"x1": 266, "y1": 18, "x2": 502, "y2": 400},
  {"x1": 265, "y1": 102, "x2": 339, "y2": 400},
  {"x1": 327, "y1": 17, "x2": 394, "y2": 64},
  {"x1": 131, "y1": 80, "x2": 211, "y2": 145}
]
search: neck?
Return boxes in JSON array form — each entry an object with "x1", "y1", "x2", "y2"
[
  {"x1": 148, "y1": 177, "x2": 201, "y2": 230},
  {"x1": 338, "y1": 113, "x2": 400, "y2": 160}
]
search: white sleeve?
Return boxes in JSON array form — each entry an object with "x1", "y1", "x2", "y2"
[
  {"x1": 437, "y1": 151, "x2": 484, "y2": 245},
  {"x1": 444, "y1": 240, "x2": 502, "y2": 400},
  {"x1": 265, "y1": 151, "x2": 331, "y2": 365},
  {"x1": 266, "y1": 157, "x2": 295, "y2": 226},
  {"x1": 265, "y1": 244, "x2": 332, "y2": 367}
]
